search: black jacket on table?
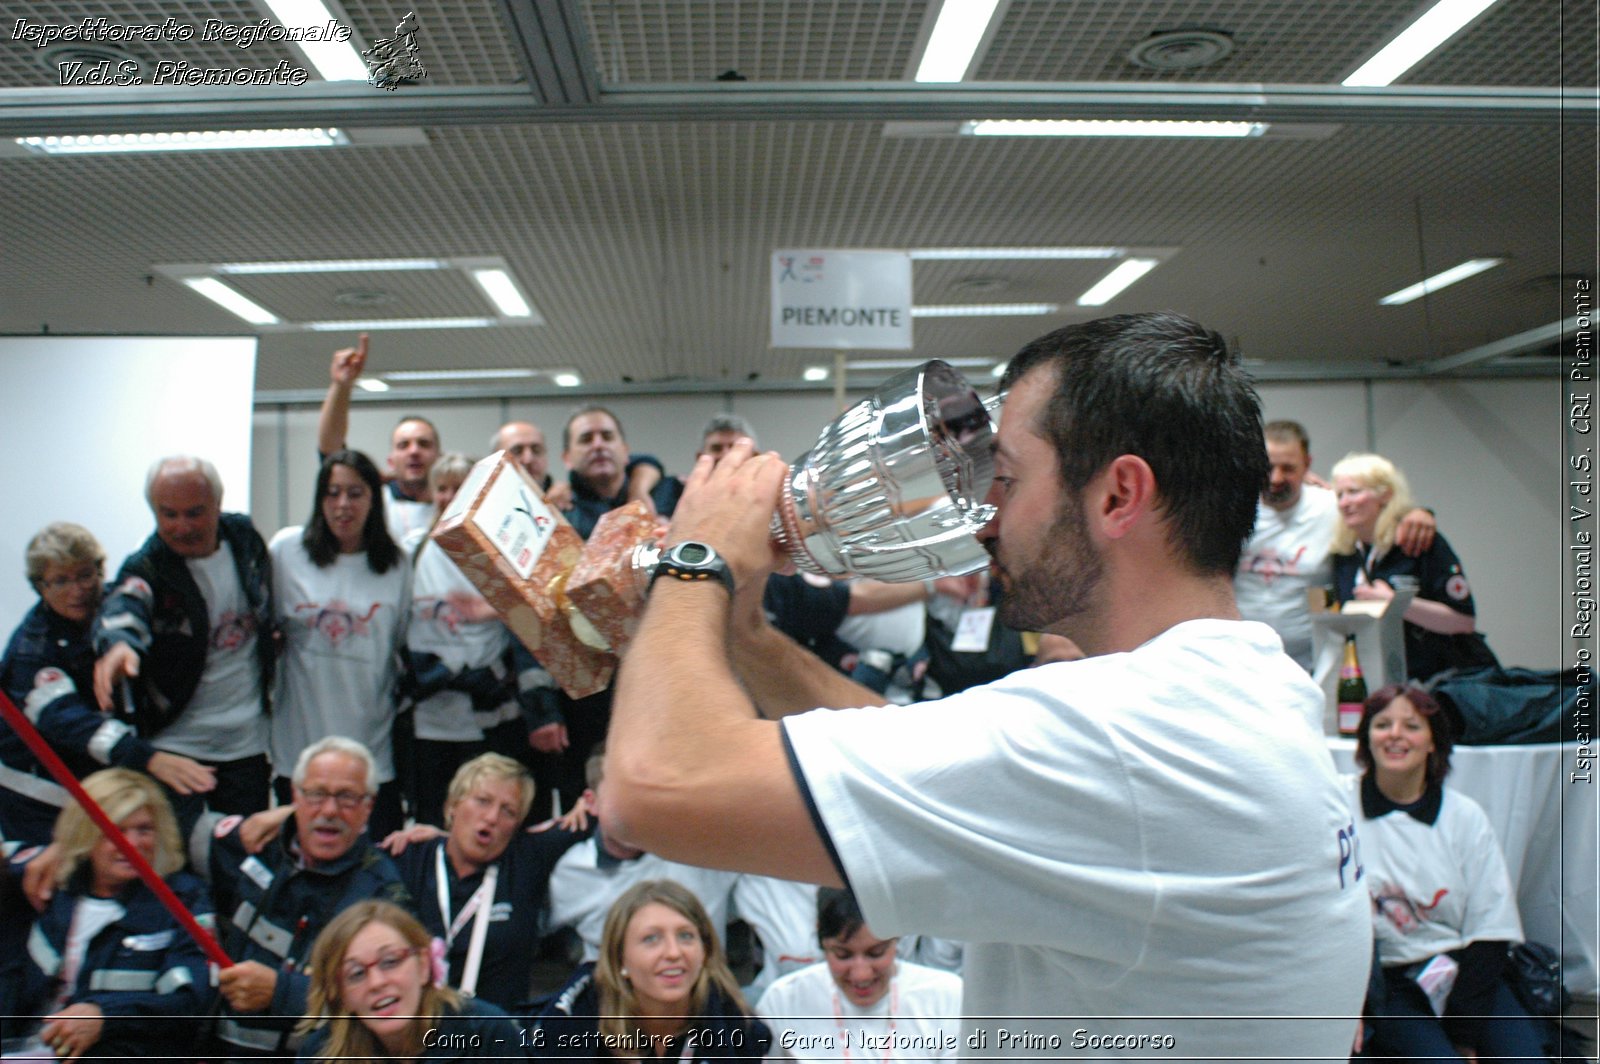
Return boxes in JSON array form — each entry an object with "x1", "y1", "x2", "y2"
[
  {"x1": 207, "y1": 812, "x2": 412, "y2": 1056},
  {"x1": 396, "y1": 827, "x2": 585, "y2": 1010},
  {"x1": 533, "y1": 962, "x2": 772, "y2": 1062},
  {"x1": 93, "y1": 512, "x2": 275, "y2": 738},
  {"x1": 0, "y1": 597, "x2": 161, "y2": 846},
  {"x1": 0, "y1": 866, "x2": 215, "y2": 1062}
]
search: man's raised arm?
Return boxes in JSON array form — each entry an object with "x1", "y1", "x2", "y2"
[{"x1": 316, "y1": 333, "x2": 367, "y2": 456}]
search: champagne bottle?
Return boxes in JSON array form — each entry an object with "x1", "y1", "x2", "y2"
[{"x1": 1337, "y1": 635, "x2": 1367, "y2": 736}]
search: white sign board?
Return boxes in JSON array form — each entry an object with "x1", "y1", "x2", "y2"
[
  {"x1": 771, "y1": 250, "x2": 913, "y2": 350},
  {"x1": 0, "y1": 335, "x2": 257, "y2": 641}
]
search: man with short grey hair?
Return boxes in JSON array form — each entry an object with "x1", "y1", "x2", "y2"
[
  {"x1": 93, "y1": 455, "x2": 274, "y2": 817},
  {"x1": 208, "y1": 737, "x2": 410, "y2": 1058}
]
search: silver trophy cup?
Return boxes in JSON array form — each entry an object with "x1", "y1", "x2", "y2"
[{"x1": 771, "y1": 359, "x2": 997, "y2": 581}]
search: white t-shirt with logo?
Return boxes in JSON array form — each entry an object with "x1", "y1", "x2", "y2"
[
  {"x1": 155, "y1": 541, "x2": 267, "y2": 760},
  {"x1": 1235, "y1": 485, "x2": 1338, "y2": 670},
  {"x1": 268, "y1": 528, "x2": 410, "y2": 783},
  {"x1": 784, "y1": 619, "x2": 1371, "y2": 1061},
  {"x1": 403, "y1": 530, "x2": 515, "y2": 742}
]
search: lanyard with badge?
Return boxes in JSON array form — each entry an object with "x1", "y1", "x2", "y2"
[{"x1": 434, "y1": 845, "x2": 497, "y2": 997}]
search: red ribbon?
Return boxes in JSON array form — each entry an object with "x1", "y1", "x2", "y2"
[{"x1": 0, "y1": 689, "x2": 232, "y2": 967}]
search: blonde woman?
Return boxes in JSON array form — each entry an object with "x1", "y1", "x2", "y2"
[
  {"x1": 297, "y1": 899, "x2": 520, "y2": 1062},
  {"x1": 0, "y1": 768, "x2": 214, "y2": 1061},
  {"x1": 1329, "y1": 453, "x2": 1497, "y2": 681},
  {"x1": 535, "y1": 878, "x2": 772, "y2": 1061}
]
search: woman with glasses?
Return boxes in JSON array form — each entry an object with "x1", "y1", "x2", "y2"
[
  {"x1": 0, "y1": 768, "x2": 215, "y2": 1062},
  {"x1": 298, "y1": 899, "x2": 521, "y2": 1062},
  {"x1": 1, "y1": 523, "x2": 213, "y2": 847},
  {"x1": 270, "y1": 451, "x2": 412, "y2": 838},
  {"x1": 535, "y1": 878, "x2": 772, "y2": 1061}
]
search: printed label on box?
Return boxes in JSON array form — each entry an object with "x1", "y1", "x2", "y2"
[{"x1": 471, "y1": 465, "x2": 557, "y2": 580}]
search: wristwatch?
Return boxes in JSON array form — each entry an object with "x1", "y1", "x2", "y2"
[{"x1": 650, "y1": 541, "x2": 735, "y2": 596}]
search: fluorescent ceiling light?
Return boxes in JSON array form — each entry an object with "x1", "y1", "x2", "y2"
[
  {"x1": 260, "y1": 0, "x2": 370, "y2": 81},
  {"x1": 305, "y1": 318, "x2": 497, "y2": 331},
  {"x1": 803, "y1": 366, "x2": 830, "y2": 382},
  {"x1": 17, "y1": 129, "x2": 346, "y2": 154},
  {"x1": 1077, "y1": 258, "x2": 1160, "y2": 306},
  {"x1": 1343, "y1": 0, "x2": 1502, "y2": 87},
  {"x1": 385, "y1": 368, "x2": 538, "y2": 381},
  {"x1": 915, "y1": 0, "x2": 1004, "y2": 81},
  {"x1": 470, "y1": 268, "x2": 535, "y2": 318},
  {"x1": 218, "y1": 259, "x2": 444, "y2": 274},
  {"x1": 356, "y1": 378, "x2": 390, "y2": 392},
  {"x1": 990, "y1": 362, "x2": 1008, "y2": 378},
  {"x1": 1378, "y1": 258, "x2": 1504, "y2": 305},
  {"x1": 552, "y1": 373, "x2": 583, "y2": 388},
  {"x1": 849, "y1": 357, "x2": 998, "y2": 370},
  {"x1": 911, "y1": 247, "x2": 1123, "y2": 260},
  {"x1": 965, "y1": 120, "x2": 1267, "y2": 138},
  {"x1": 182, "y1": 278, "x2": 280, "y2": 325},
  {"x1": 912, "y1": 303, "x2": 1060, "y2": 317}
]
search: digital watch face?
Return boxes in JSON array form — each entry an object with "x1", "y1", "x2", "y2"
[{"x1": 676, "y1": 543, "x2": 711, "y2": 564}]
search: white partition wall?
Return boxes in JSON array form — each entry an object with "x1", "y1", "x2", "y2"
[{"x1": 0, "y1": 336, "x2": 256, "y2": 639}]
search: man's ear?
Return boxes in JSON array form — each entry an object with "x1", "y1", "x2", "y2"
[{"x1": 1093, "y1": 455, "x2": 1158, "y2": 540}]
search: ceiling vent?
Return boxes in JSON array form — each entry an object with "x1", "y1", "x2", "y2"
[
  {"x1": 1128, "y1": 29, "x2": 1235, "y2": 72},
  {"x1": 40, "y1": 43, "x2": 141, "y2": 78}
]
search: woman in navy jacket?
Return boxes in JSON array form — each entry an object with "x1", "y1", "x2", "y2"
[{"x1": 0, "y1": 768, "x2": 214, "y2": 1062}]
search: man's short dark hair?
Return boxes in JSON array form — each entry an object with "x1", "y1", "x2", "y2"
[
  {"x1": 563, "y1": 405, "x2": 625, "y2": 452},
  {"x1": 1265, "y1": 419, "x2": 1310, "y2": 453},
  {"x1": 998, "y1": 312, "x2": 1267, "y2": 576},
  {"x1": 394, "y1": 415, "x2": 439, "y2": 441},
  {"x1": 816, "y1": 887, "x2": 866, "y2": 945}
]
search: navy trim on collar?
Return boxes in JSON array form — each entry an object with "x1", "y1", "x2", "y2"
[{"x1": 1361, "y1": 774, "x2": 1442, "y2": 826}]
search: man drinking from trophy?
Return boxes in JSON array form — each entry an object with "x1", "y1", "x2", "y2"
[{"x1": 603, "y1": 312, "x2": 1371, "y2": 1062}]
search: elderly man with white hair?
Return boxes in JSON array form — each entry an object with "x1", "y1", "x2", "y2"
[
  {"x1": 206, "y1": 736, "x2": 412, "y2": 1058},
  {"x1": 92, "y1": 455, "x2": 275, "y2": 819}
]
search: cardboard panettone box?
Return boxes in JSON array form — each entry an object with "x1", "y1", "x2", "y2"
[
  {"x1": 566, "y1": 502, "x2": 661, "y2": 657},
  {"x1": 430, "y1": 451, "x2": 614, "y2": 698}
]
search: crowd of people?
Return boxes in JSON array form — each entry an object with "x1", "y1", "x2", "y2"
[{"x1": 0, "y1": 313, "x2": 1564, "y2": 1063}]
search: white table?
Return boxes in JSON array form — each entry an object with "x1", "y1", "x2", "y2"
[{"x1": 1328, "y1": 739, "x2": 1599, "y2": 998}]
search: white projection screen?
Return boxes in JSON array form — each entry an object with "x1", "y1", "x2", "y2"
[{"x1": 0, "y1": 335, "x2": 256, "y2": 640}]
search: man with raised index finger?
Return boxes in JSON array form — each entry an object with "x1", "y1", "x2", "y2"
[{"x1": 603, "y1": 312, "x2": 1371, "y2": 1061}]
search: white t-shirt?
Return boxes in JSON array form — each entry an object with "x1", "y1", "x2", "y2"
[
  {"x1": 784, "y1": 618, "x2": 1371, "y2": 1061},
  {"x1": 1234, "y1": 485, "x2": 1337, "y2": 671},
  {"x1": 384, "y1": 489, "x2": 435, "y2": 547},
  {"x1": 268, "y1": 527, "x2": 411, "y2": 783},
  {"x1": 155, "y1": 541, "x2": 267, "y2": 760},
  {"x1": 1350, "y1": 779, "x2": 1523, "y2": 967},
  {"x1": 547, "y1": 836, "x2": 739, "y2": 961},
  {"x1": 403, "y1": 531, "x2": 516, "y2": 742},
  {"x1": 759, "y1": 960, "x2": 964, "y2": 1062},
  {"x1": 732, "y1": 875, "x2": 820, "y2": 998}
]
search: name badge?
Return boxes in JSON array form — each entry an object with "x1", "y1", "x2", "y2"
[{"x1": 951, "y1": 607, "x2": 996, "y2": 652}]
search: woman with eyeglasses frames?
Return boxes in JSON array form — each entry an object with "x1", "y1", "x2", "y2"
[
  {"x1": 1, "y1": 523, "x2": 213, "y2": 847},
  {"x1": 297, "y1": 899, "x2": 522, "y2": 1062},
  {"x1": 0, "y1": 768, "x2": 215, "y2": 1063}
]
